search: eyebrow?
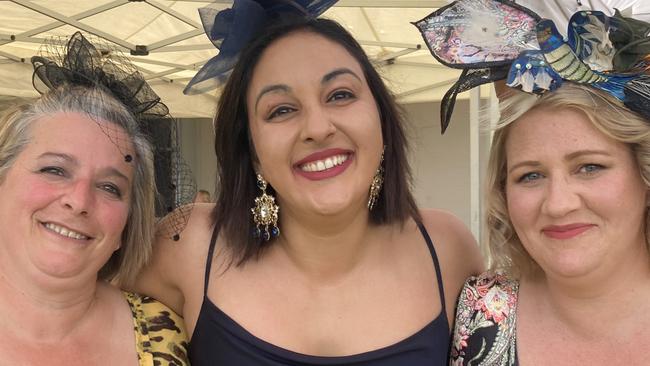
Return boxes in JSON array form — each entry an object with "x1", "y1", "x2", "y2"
[
  {"x1": 322, "y1": 68, "x2": 361, "y2": 83},
  {"x1": 37, "y1": 152, "x2": 130, "y2": 183},
  {"x1": 507, "y1": 149, "x2": 613, "y2": 174},
  {"x1": 508, "y1": 160, "x2": 541, "y2": 174},
  {"x1": 254, "y1": 84, "x2": 292, "y2": 112},
  {"x1": 253, "y1": 68, "x2": 362, "y2": 112}
]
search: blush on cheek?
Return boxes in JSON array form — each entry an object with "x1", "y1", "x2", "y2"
[
  {"x1": 18, "y1": 179, "x2": 62, "y2": 206},
  {"x1": 101, "y1": 203, "x2": 130, "y2": 232}
]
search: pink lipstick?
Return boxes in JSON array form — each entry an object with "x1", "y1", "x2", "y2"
[
  {"x1": 294, "y1": 148, "x2": 353, "y2": 181},
  {"x1": 542, "y1": 223, "x2": 595, "y2": 240}
]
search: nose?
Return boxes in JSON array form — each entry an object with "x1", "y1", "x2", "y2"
[
  {"x1": 61, "y1": 179, "x2": 93, "y2": 216},
  {"x1": 540, "y1": 175, "x2": 581, "y2": 218},
  {"x1": 299, "y1": 104, "x2": 336, "y2": 143}
]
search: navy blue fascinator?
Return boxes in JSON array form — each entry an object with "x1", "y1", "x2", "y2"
[{"x1": 183, "y1": 0, "x2": 338, "y2": 95}]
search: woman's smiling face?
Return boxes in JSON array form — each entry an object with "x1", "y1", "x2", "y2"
[
  {"x1": 0, "y1": 111, "x2": 134, "y2": 281},
  {"x1": 505, "y1": 107, "x2": 648, "y2": 280},
  {"x1": 247, "y1": 31, "x2": 383, "y2": 218}
]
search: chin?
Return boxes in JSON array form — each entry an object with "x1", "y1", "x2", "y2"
[
  {"x1": 33, "y1": 255, "x2": 86, "y2": 279},
  {"x1": 306, "y1": 193, "x2": 355, "y2": 215},
  {"x1": 543, "y1": 257, "x2": 601, "y2": 280},
  {"x1": 312, "y1": 204, "x2": 348, "y2": 217}
]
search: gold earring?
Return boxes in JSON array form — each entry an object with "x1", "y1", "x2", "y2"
[
  {"x1": 367, "y1": 150, "x2": 384, "y2": 210},
  {"x1": 251, "y1": 174, "x2": 280, "y2": 241}
]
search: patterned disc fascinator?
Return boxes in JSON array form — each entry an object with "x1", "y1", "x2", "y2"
[
  {"x1": 413, "y1": 0, "x2": 650, "y2": 133},
  {"x1": 183, "y1": 0, "x2": 339, "y2": 95},
  {"x1": 31, "y1": 31, "x2": 197, "y2": 240}
]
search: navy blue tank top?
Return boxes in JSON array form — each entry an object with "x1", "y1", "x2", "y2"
[{"x1": 189, "y1": 222, "x2": 450, "y2": 365}]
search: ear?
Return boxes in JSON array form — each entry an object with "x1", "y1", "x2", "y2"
[{"x1": 253, "y1": 163, "x2": 264, "y2": 178}]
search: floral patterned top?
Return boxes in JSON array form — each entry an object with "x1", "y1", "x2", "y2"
[
  {"x1": 124, "y1": 291, "x2": 190, "y2": 366},
  {"x1": 450, "y1": 272, "x2": 519, "y2": 366}
]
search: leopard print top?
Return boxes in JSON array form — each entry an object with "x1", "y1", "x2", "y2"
[{"x1": 124, "y1": 291, "x2": 190, "y2": 366}]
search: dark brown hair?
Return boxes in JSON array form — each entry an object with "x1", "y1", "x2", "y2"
[{"x1": 212, "y1": 17, "x2": 420, "y2": 265}]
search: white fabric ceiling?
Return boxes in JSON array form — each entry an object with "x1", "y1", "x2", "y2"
[
  {"x1": 0, "y1": 0, "x2": 457, "y2": 118},
  {"x1": 1, "y1": 1, "x2": 648, "y2": 118}
]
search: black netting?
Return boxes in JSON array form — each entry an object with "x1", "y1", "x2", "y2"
[{"x1": 31, "y1": 31, "x2": 196, "y2": 240}]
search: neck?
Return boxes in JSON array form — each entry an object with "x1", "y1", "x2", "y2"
[
  {"x1": 0, "y1": 264, "x2": 100, "y2": 342},
  {"x1": 272, "y1": 202, "x2": 384, "y2": 282},
  {"x1": 525, "y1": 246, "x2": 650, "y2": 336}
]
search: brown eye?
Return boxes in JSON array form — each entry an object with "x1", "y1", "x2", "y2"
[
  {"x1": 327, "y1": 90, "x2": 355, "y2": 102},
  {"x1": 267, "y1": 106, "x2": 296, "y2": 120}
]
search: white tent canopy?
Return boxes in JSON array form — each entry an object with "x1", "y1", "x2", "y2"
[{"x1": 0, "y1": 0, "x2": 459, "y2": 117}]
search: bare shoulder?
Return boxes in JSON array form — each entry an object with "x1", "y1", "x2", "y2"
[
  {"x1": 419, "y1": 209, "x2": 481, "y2": 261},
  {"x1": 132, "y1": 203, "x2": 216, "y2": 313},
  {"x1": 417, "y1": 209, "x2": 485, "y2": 318}
]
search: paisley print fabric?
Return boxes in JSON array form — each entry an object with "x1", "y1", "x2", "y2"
[
  {"x1": 123, "y1": 291, "x2": 190, "y2": 366},
  {"x1": 450, "y1": 272, "x2": 519, "y2": 366}
]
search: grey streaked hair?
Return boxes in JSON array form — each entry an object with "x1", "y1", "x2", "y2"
[{"x1": 0, "y1": 85, "x2": 156, "y2": 285}]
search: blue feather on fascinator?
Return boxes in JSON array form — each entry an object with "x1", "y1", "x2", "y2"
[
  {"x1": 183, "y1": 0, "x2": 338, "y2": 95},
  {"x1": 415, "y1": 0, "x2": 650, "y2": 132}
]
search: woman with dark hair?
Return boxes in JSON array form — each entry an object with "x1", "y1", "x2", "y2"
[{"x1": 135, "y1": 5, "x2": 483, "y2": 365}]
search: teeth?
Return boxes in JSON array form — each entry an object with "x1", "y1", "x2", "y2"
[
  {"x1": 324, "y1": 158, "x2": 334, "y2": 169},
  {"x1": 44, "y1": 222, "x2": 89, "y2": 240},
  {"x1": 300, "y1": 154, "x2": 348, "y2": 172}
]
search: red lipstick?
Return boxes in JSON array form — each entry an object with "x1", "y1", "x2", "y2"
[{"x1": 294, "y1": 148, "x2": 353, "y2": 181}]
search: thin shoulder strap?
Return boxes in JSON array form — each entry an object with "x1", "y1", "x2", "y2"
[
  {"x1": 416, "y1": 221, "x2": 446, "y2": 313},
  {"x1": 203, "y1": 225, "x2": 220, "y2": 296}
]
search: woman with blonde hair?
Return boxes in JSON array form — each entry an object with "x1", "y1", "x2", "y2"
[
  {"x1": 453, "y1": 84, "x2": 650, "y2": 364},
  {"x1": 417, "y1": 0, "x2": 650, "y2": 363},
  {"x1": 0, "y1": 32, "x2": 190, "y2": 365}
]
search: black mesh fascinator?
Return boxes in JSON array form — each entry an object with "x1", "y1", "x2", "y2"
[{"x1": 31, "y1": 31, "x2": 196, "y2": 240}]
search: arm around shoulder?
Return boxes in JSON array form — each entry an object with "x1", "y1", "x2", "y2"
[{"x1": 129, "y1": 203, "x2": 216, "y2": 314}]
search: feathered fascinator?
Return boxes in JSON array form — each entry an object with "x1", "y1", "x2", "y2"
[
  {"x1": 183, "y1": 0, "x2": 338, "y2": 95},
  {"x1": 413, "y1": 0, "x2": 650, "y2": 133},
  {"x1": 31, "y1": 31, "x2": 196, "y2": 240}
]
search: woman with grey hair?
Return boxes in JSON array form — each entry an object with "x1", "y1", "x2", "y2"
[{"x1": 0, "y1": 32, "x2": 190, "y2": 365}]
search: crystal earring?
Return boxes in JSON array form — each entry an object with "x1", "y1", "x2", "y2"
[
  {"x1": 367, "y1": 150, "x2": 384, "y2": 210},
  {"x1": 251, "y1": 174, "x2": 280, "y2": 241}
]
